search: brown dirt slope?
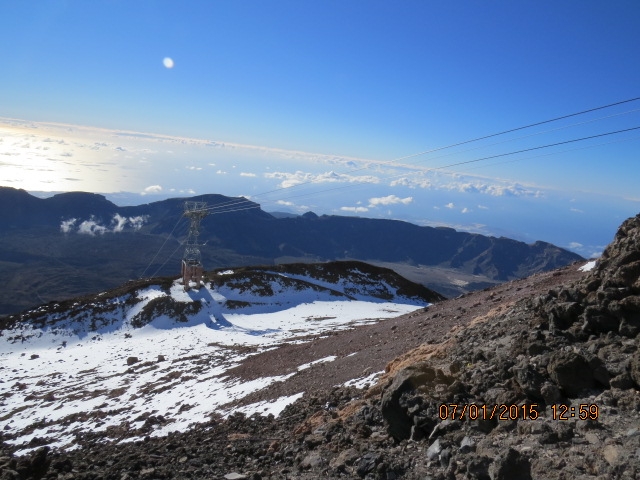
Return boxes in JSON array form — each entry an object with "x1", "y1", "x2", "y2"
[{"x1": 224, "y1": 262, "x2": 585, "y2": 410}]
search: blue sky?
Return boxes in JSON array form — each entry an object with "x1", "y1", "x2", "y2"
[{"x1": 1, "y1": 1, "x2": 640, "y2": 258}]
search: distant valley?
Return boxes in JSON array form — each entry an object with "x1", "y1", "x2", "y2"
[{"x1": 0, "y1": 187, "x2": 583, "y2": 315}]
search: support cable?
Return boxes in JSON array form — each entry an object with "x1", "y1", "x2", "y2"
[
  {"x1": 200, "y1": 124, "x2": 640, "y2": 213},
  {"x1": 387, "y1": 107, "x2": 640, "y2": 172},
  {"x1": 391, "y1": 96, "x2": 640, "y2": 164},
  {"x1": 195, "y1": 127, "x2": 640, "y2": 215},
  {"x1": 149, "y1": 240, "x2": 186, "y2": 279},
  {"x1": 140, "y1": 215, "x2": 185, "y2": 278},
  {"x1": 432, "y1": 125, "x2": 640, "y2": 171},
  {"x1": 197, "y1": 97, "x2": 640, "y2": 215},
  {"x1": 459, "y1": 134, "x2": 640, "y2": 173}
]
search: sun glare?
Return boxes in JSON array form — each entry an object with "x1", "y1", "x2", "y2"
[
  {"x1": 0, "y1": 121, "x2": 130, "y2": 194},
  {"x1": 163, "y1": 57, "x2": 174, "y2": 69},
  {"x1": 0, "y1": 127, "x2": 67, "y2": 191}
]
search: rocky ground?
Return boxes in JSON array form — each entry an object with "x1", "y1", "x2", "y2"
[{"x1": 3, "y1": 214, "x2": 640, "y2": 479}]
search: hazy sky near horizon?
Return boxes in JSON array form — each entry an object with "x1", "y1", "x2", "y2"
[{"x1": 1, "y1": 1, "x2": 640, "y2": 259}]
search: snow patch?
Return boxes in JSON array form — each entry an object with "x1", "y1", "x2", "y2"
[
  {"x1": 298, "y1": 355, "x2": 337, "y2": 371},
  {"x1": 342, "y1": 370, "x2": 384, "y2": 389},
  {"x1": 230, "y1": 392, "x2": 305, "y2": 418},
  {"x1": 579, "y1": 260, "x2": 597, "y2": 272}
]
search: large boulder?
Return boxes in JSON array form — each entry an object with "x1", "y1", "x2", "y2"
[
  {"x1": 547, "y1": 350, "x2": 596, "y2": 397},
  {"x1": 380, "y1": 362, "x2": 454, "y2": 441}
]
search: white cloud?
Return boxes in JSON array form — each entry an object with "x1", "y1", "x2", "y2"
[
  {"x1": 568, "y1": 241, "x2": 583, "y2": 249},
  {"x1": 487, "y1": 184, "x2": 542, "y2": 197},
  {"x1": 477, "y1": 205, "x2": 489, "y2": 210},
  {"x1": 451, "y1": 181, "x2": 542, "y2": 197},
  {"x1": 461, "y1": 207, "x2": 470, "y2": 214},
  {"x1": 368, "y1": 195, "x2": 413, "y2": 207},
  {"x1": 112, "y1": 214, "x2": 128, "y2": 232},
  {"x1": 186, "y1": 166, "x2": 202, "y2": 171},
  {"x1": 389, "y1": 173, "x2": 544, "y2": 198},
  {"x1": 78, "y1": 217, "x2": 108, "y2": 236},
  {"x1": 128, "y1": 215, "x2": 148, "y2": 230},
  {"x1": 179, "y1": 189, "x2": 196, "y2": 195},
  {"x1": 61, "y1": 214, "x2": 148, "y2": 234},
  {"x1": 570, "y1": 207, "x2": 584, "y2": 213},
  {"x1": 341, "y1": 206, "x2": 369, "y2": 213},
  {"x1": 445, "y1": 203, "x2": 455, "y2": 209},
  {"x1": 277, "y1": 200, "x2": 294, "y2": 206},
  {"x1": 265, "y1": 170, "x2": 379, "y2": 188},
  {"x1": 240, "y1": 172, "x2": 257, "y2": 177},
  {"x1": 390, "y1": 177, "x2": 432, "y2": 189},
  {"x1": 141, "y1": 185, "x2": 163, "y2": 195},
  {"x1": 216, "y1": 170, "x2": 227, "y2": 175},
  {"x1": 60, "y1": 218, "x2": 77, "y2": 233}
]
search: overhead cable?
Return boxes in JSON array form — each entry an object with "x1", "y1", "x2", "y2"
[
  {"x1": 140, "y1": 215, "x2": 186, "y2": 278},
  {"x1": 199, "y1": 96, "x2": 640, "y2": 214}
]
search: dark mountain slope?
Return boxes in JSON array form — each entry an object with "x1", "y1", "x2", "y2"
[
  {"x1": 194, "y1": 213, "x2": 581, "y2": 281},
  {"x1": 0, "y1": 188, "x2": 120, "y2": 230}
]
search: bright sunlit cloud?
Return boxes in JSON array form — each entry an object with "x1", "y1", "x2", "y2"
[
  {"x1": 142, "y1": 185, "x2": 163, "y2": 195},
  {"x1": 163, "y1": 57, "x2": 174, "y2": 69},
  {"x1": 264, "y1": 170, "x2": 380, "y2": 189},
  {"x1": 368, "y1": 195, "x2": 413, "y2": 207}
]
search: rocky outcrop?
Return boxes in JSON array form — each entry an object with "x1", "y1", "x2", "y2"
[
  {"x1": 595, "y1": 214, "x2": 640, "y2": 289},
  {"x1": 368, "y1": 213, "x2": 640, "y2": 478}
]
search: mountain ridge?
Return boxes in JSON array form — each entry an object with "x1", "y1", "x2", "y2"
[{"x1": 0, "y1": 187, "x2": 582, "y2": 315}]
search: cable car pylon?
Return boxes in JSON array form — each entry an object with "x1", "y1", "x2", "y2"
[{"x1": 181, "y1": 201, "x2": 208, "y2": 291}]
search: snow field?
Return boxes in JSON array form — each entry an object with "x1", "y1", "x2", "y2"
[{"x1": 0, "y1": 278, "x2": 426, "y2": 454}]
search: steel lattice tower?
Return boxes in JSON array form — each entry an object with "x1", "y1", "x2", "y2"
[{"x1": 181, "y1": 201, "x2": 208, "y2": 291}]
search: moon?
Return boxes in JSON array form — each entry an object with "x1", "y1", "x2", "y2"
[{"x1": 163, "y1": 57, "x2": 174, "y2": 69}]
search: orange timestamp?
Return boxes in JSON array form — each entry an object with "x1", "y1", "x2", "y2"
[
  {"x1": 439, "y1": 403, "x2": 541, "y2": 421},
  {"x1": 438, "y1": 403, "x2": 600, "y2": 421},
  {"x1": 551, "y1": 404, "x2": 599, "y2": 421}
]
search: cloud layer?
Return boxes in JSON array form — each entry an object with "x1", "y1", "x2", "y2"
[{"x1": 264, "y1": 170, "x2": 380, "y2": 188}]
